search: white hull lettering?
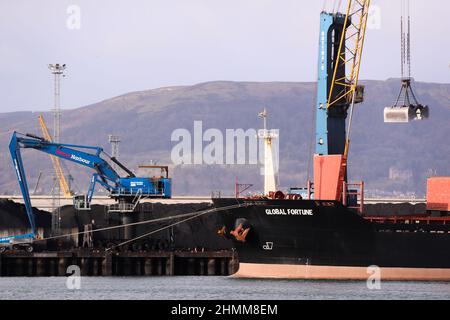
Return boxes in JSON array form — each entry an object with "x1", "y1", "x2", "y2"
[{"x1": 265, "y1": 208, "x2": 313, "y2": 216}]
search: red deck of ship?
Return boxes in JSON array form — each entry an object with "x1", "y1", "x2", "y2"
[{"x1": 364, "y1": 215, "x2": 450, "y2": 225}]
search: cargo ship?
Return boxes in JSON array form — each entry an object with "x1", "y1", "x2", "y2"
[
  {"x1": 213, "y1": 194, "x2": 450, "y2": 280},
  {"x1": 212, "y1": 7, "x2": 450, "y2": 280}
]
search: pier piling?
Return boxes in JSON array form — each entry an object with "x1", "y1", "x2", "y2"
[
  {"x1": 0, "y1": 250, "x2": 236, "y2": 276},
  {"x1": 102, "y1": 252, "x2": 112, "y2": 276}
]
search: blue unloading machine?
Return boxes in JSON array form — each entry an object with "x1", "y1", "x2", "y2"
[{"x1": 1, "y1": 132, "x2": 172, "y2": 251}]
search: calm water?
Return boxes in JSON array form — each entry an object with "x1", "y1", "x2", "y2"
[{"x1": 0, "y1": 277, "x2": 449, "y2": 300}]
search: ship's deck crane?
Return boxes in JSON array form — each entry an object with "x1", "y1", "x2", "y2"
[
  {"x1": 313, "y1": 0, "x2": 371, "y2": 201},
  {"x1": 2, "y1": 132, "x2": 171, "y2": 249}
]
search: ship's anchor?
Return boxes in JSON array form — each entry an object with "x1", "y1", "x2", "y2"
[{"x1": 230, "y1": 224, "x2": 250, "y2": 242}]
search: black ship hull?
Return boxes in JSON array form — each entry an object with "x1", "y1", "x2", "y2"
[{"x1": 213, "y1": 198, "x2": 450, "y2": 280}]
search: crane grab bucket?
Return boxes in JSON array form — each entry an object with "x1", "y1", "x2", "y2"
[
  {"x1": 385, "y1": 1, "x2": 429, "y2": 124},
  {"x1": 383, "y1": 104, "x2": 429, "y2": 123}
]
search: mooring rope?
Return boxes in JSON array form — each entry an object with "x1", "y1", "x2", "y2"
[
  {"x1": 34, "y1": 203, "x2": 248, "y2": 245},
  {"x1": 106, "y1": 212, "x2": 204, "y2": 251},
  {"x1": 107, "y1": 202, "x2": 249, "y2": 251}
]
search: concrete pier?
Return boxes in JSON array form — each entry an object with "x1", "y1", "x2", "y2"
[
  {"x1": 187, "y1": 258, "x2": 195, "y2": 275},
  {"x1": 229, "y1": 254, "x2": 239, "y2": 275},
  {"x1": 28, "y1": 258, "x2": 34, "y2": 276},
  {"x1": 0, "y1": 250, "x2": 235, "y2": 276},
  {"x1": 144, "y1": 258, "x2": 152, "y2": 275},
  {"x1": 156, "y1": 258, "x2": 163, "y2": 275},
  {"x1": 199, "y1": 259, "x2": 205, "y2": 275},
  {"x1": 58, "y1": 257, "x2": 66, "y2": 276},
  {"x1": 92, "y1": 258, "x2": 99, "y2": 276},
  {"x1": 220, "y1": 259, "x2": 227, "y2": 275},
  {"x1": 166, "y1": 253, "x2": 174, "y2": 276},
  {"x1": 102, "y1": 252, "x2": 112, "y2": 276},
  {"x1": 207, "y1": 259, "x2": 216, "y2": 275},
  {"x1": 36, "y1": 258, "x2": 45, "y2": 276}
]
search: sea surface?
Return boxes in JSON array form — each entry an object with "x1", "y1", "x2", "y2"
[{"x1": 0, "y1": 277, "x2": 449, "y2": 300}]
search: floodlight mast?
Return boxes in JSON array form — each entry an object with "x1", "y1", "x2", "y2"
[
  {"x1": 48, "y1": 63, "x2": 66, "y2": 143},
  {"x1": 48, "y1": 63, "x2": 66, "y2": 235}
]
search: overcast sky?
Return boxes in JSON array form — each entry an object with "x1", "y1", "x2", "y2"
[{"x1": 1, "y1": 0, "x2": 449, "y2": 112}]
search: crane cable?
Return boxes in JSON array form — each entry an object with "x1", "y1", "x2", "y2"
[
  {"x1": 107, "y1": 210, "x2": 212, "y2": 252},
  {"x1": 322, "y1": 0, "x2": 343, "y2": 13},
  {"x1": 107, "y1": 201, "x2": 248, "y2": 251},
  {"x1": 33, "y1": 203, "x2": 248, "y2": 244}
]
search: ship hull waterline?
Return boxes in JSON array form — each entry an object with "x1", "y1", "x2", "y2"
[{"x1": 234, "y1": 263, "x2": 450, "y2": 281}]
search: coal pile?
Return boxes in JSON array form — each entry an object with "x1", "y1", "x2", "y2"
[
  {"x1": 363, "y1": 203, "x2": 427, "y2": 216},
  {"x1": 0, "y1": 199, "x2": 51, "y2": 228},
  {"x1": 0, "y1": 200, "x2": 232, "y2": 250},
  {"x1": 58, "y1": 202, "x2": 233, "y2": 250}
]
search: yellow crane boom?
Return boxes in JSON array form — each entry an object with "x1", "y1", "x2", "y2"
[
  {"x1": 325, "y1": 0, "x2": 371, "y2": 201},
  {"x1": 38, "y1": 115, "x2": 72, "y2": 198},
  {"x1": 327, "y1": 0, "x2": 371, "y2": 157}
]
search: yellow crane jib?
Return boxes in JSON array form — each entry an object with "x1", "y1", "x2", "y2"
[
  {"x1": 38, "y1": 115, "x2": 72, "y2": 198},
  {"x1": 327, "y1": 0, "x2": 370, "y2": 159},
  {"x1": 327, "y1": 0, "x2": 370, "y2": 112}
]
